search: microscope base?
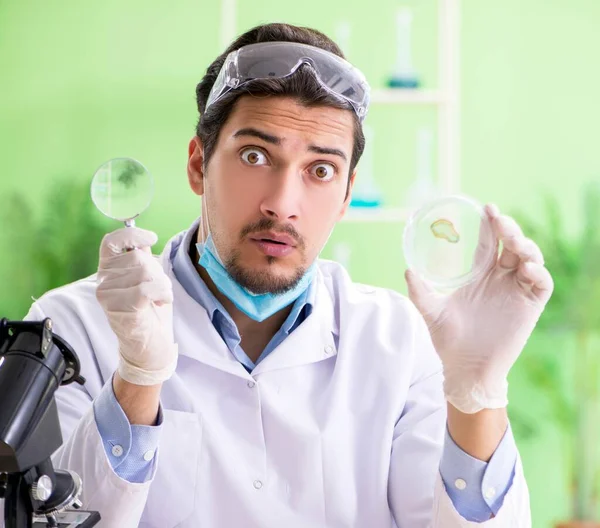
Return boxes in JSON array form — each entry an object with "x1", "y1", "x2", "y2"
[{"x1": 32, "y1": 511, "x2": 101, "y2": 528}]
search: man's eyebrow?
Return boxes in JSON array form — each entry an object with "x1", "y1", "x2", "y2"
[
  {"x1": 233, "y1": 128, "x2": 281, "y2": 145},
  {"x1": 308, "y1": 145, "x2": 348, "y2": 162}
]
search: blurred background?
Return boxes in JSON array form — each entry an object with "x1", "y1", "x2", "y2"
[{"x1": 2, "y1": 0, "x2": 600, "y2": 525}]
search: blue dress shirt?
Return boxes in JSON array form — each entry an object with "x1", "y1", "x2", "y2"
[{"x1": 93, "y1": 222, "x2": 517, "y2": 521}]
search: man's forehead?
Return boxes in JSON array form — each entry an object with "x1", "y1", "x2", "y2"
[{"x1": 224, "y1": 96, "x2": 355, "y2": 148}]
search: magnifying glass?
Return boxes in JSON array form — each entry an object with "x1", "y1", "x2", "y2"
[
  {"x1": 403, "y1": 195, "x2": 497, "y2": 290},
  {"x1": 90, "y1": 157, "x2": 154, "y2": 227}
]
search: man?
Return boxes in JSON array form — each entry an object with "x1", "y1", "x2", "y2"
[{"x1": 23, "y1": 23, "x2": 551, "y2": 527}]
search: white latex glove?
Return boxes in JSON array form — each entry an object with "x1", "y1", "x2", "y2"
[
  {"x1": 405, "y1": 204, "x2": 554, "y2": 413},
  {"x1": 96, "y1": 227, "x2": 178, "y2": 386}
]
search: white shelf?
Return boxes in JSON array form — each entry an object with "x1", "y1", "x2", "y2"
[
  {"x1": 343, "y1": 207, "x2": 410, "y2": 223},
  {"x1": 370, "y1": 89, "x2": 446, "y2": 105}
]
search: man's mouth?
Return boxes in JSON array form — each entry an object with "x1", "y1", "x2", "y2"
[
  {"x1": 250, "y1": 231, "x2": 297, "y2": 247},
  {"x1": 249, "y1": 231, "x2": 298, "y2": 257}
]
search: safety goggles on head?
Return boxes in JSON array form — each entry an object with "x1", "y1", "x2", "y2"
[{"x1": 205, "y1": 41, "x2": 371, "y2": 122}]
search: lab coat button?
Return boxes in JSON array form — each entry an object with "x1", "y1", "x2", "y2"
[
  {"x1": 143, "y1": 450, "x2": 155, "y2": 462},
  {"x1": 454, "y1": 478, "x2": 467, "y2": 490},
  {"x1": 111, "y1": 445, "x2": 124, "y2": 458},
  {"x1": 247, "y1": 381, "x2": 256, "y2": 389},
  {"x1": 324, "y1": 345, "x2": 334, "y2": 355},
  {"x1": 253, "y1": 480, "x2": 263, "y2": 490},
  {"x1": 485, "y1": 487, "x2": 496, "y2": 499}
]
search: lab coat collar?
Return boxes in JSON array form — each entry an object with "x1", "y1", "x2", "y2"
[
  {"x1": 251, "y1": 270, "x2": 336, "y2": 376},
  {"x1": 160, "y1": 228, "x2": 338, "y2": 379}
]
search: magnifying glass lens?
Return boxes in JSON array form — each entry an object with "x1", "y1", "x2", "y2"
[{"x1": 90, "y1": 158, "x2": 153, "y2": 226}]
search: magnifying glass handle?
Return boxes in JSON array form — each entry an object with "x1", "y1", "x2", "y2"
[{"x1": 122, "y1": 218, "x2": 137, "y2": 252}]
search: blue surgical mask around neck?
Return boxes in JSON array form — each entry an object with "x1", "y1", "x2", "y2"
[{"x1": 196, "y1": 234, "x2": 316, "y2": 322}]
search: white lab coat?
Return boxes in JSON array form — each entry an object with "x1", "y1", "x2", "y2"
[{"x1": 7, "y1": 229, "x2": 530, "y2": 527}]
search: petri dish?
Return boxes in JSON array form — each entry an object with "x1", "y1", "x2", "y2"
[{"x1": 403, "y1": 195, "x2": 497, "y2": 290}]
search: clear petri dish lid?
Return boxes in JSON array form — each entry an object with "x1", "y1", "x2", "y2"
[{"x1": 403, "y1": 195, "x2": 497, "y2": 290}]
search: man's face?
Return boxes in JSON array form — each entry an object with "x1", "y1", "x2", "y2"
[{"x1": 188, "y1": 96, "x2": 356, "y2": 295}]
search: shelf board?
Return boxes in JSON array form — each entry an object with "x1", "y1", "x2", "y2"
[
  {"x1": 342, "y1": 207, "x2": 410, "y2": 223},
  {"x1": 370, "y1": 89, "x2": 445, "y2": 105}
]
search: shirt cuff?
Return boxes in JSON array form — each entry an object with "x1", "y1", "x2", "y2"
[
  {"x1": 93, "y1": 376, "x2": 163, "y2": 483},
  {"x1": 439, "y1": 422, "x2": 517, "y2": 522}
]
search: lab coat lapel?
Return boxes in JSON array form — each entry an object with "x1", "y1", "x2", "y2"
[
  {"x1": 252, "y1": 271, "x2": 337, "y2": 376},
  {"x1": 161, "y1": 241, "x2": 249, "y2": 379}
]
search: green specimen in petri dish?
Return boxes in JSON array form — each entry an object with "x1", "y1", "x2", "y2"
[{"x1": 430, "y1": 218, "x2": 460, "y2": 243}]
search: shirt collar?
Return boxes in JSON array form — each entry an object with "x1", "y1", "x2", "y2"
[{"x1": 171, "y1": 218, "x2": 315, "y2": 332}]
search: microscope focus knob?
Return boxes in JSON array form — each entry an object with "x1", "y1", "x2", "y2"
[{"x1": 31, "y1": 474, "x2": 54, "y2": 502}]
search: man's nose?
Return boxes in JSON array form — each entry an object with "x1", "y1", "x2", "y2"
[{"x1": 259, "y1": 167, "x2": 302, "y2": 221}]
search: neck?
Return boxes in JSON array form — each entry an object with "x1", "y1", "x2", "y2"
[{"x1": 191, "y1": 243, "x2": 292, "y2": 363}]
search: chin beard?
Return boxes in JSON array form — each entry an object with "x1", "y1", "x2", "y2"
[{"x1": 225, "y1": 256, "x2": 308, "y2": 295}]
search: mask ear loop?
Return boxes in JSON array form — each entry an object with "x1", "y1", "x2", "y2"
[
  {"x1": 200, "y1": 193, "x2": 208, "y2": 244},
  {"x1": 198, "y1": 156, "x2": 227, "y2": 266},
  {"x1": 199, "y1": 157, "x2": 211, "y2": 246},
  {"x1": 199, "y1": 186, "x2": 227, "y2": 267}
]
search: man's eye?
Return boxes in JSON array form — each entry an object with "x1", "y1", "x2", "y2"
[
  {"x1": 241, "y1": 148, "x2": 268, "y2": 165},
  {"x1": 312, "y1": 163, "x2": 335, "y2": 181}
]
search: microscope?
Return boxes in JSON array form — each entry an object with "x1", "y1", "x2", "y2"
[{"x1": 0, "y1": 318, "x2": 100, "y2": 528}]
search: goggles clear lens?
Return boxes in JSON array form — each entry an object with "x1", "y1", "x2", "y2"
[{"x1": 206, "y1": 42, "x2": 371, "y2": 121}]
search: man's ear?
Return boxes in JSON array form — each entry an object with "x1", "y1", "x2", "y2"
[
  {"x1": 338, "y1": 170, "x2": 357, "y2": 220},
  {"x1": 188, "y1": 136, "x2": 205, "y2": 196}
]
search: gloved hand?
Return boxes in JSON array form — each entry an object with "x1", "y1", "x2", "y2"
[
  {"x1": 405, "y1": 204, "x2": 554, "y2": 414},
  {"x1": 96, "y1": 227, "x2": 178, "y2": 386}
]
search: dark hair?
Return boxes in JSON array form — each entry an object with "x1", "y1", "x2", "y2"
[{"x1": 195, "y1": 23, "x2": 365, "y2": 197}]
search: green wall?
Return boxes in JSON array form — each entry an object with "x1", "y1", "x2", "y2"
[{"x1": 2, "y1": 1, "x2": 600, "y2": 525}]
